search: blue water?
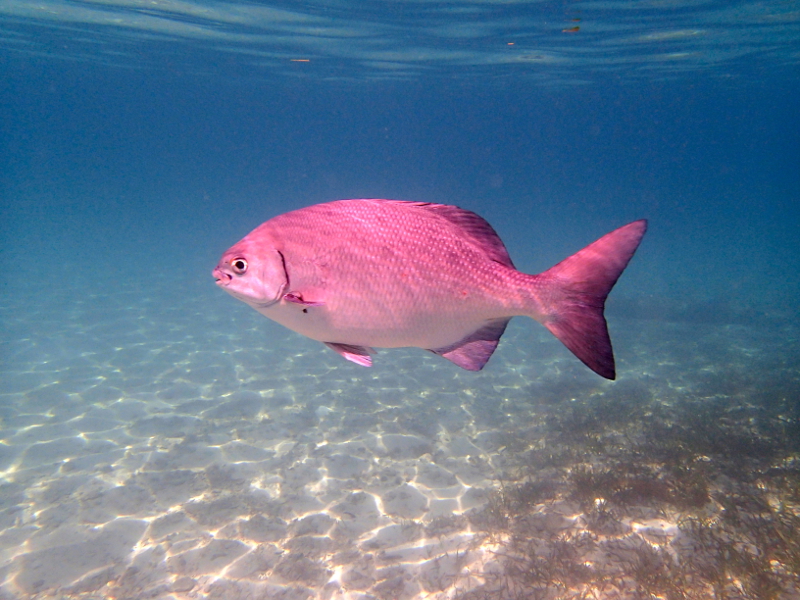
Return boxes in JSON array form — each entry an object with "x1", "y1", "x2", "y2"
[{"x1": 1, "y1": 1, "x2": 799, "y2": 599}]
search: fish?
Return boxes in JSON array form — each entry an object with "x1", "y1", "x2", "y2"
[{"x1": 212, "y1": 199, "x2": 647, "y2": 379}]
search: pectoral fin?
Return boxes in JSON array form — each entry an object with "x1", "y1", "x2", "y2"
[
  {"x1": 429, "y1": 319, "x2": 510, "y2": 371},
  {"x1": 324, "y1": 342, "x2": 375, "y2": 367},
  {"x1": 284, "y1": 292, "x2": 325, "y2": 306}
]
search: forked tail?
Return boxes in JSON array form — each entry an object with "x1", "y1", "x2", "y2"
[{"x1": 536, "y1": 220, "x2": 647, "y2": 379}]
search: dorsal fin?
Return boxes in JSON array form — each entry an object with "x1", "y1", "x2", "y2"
[
  {"x1": 376, "y1": 200, "x2": 515, "y2": 268},
  {"x1": 419, "y1": 203, "x2": 515, "y2": 268}
]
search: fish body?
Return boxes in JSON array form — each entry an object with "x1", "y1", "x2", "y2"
[{"x1": 212, "y1": 199, "x2": 646, "y2": 378}]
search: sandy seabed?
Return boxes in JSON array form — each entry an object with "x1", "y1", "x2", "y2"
[{"x1": 1, "y1": 276, "x2": 798, "y2": 600}]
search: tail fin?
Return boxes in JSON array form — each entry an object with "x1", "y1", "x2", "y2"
[{"x1": 538, "y1": 220, "x2": 647, "y2": 379}]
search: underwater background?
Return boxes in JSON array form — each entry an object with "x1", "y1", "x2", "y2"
[{"x1": 1, "y1": 1, "x2": 799, "y2": 598}]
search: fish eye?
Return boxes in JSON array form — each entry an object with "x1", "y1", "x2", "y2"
[{"x1": 231, "y1": 258, "x2": 248, "y2": 274}]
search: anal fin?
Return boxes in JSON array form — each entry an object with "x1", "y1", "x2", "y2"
[
  {"x1": 324, "y1": 342, "x2": 375, "y2": 367},
  {"x1": 429, "y1": 319, "x2": 510, "y2": 371}
]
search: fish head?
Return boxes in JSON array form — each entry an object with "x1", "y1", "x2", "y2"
[{"x1": 212, "y1": 236, "x2": 287, "y2": 308}]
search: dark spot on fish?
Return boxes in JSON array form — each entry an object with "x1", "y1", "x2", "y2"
[{"x1": 303, "y1": 308, "x2": 308, "y2": 313}]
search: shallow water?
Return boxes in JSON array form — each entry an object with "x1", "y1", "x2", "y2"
[
  {"x1": 1, "y1": 0, "x2": 799, "y2": 598},
  {"x1": 1, "y1": 267, "x2": 798, "y2": 598}
]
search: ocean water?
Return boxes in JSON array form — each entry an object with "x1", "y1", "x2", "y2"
[{"x1": 1, "y1": 1, "x2": 799, "y2": 599}]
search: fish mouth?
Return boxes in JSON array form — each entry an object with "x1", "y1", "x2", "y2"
[{"x1": 212, "y1": 267, "x2": 232, "y2": 286}]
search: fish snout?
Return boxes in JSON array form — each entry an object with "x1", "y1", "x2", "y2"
[{"x1": 212, "y1": 266, "x2": 233, "y2": 286}]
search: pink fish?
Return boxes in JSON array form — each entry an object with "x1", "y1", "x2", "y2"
[{"x1": 213, "y1": 199, "x2": 646, "y2": 379}]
